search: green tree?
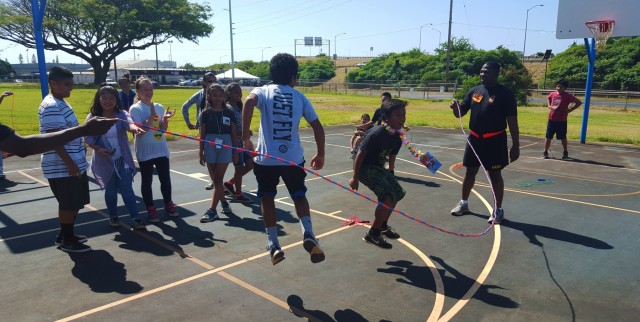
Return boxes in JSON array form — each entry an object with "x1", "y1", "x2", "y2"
[
  {"x1": 0, "y1": 0, "x2": 213, "y2": 84},
  {"x1": 298, "y1": 56, "x2": 335, "y2": 81},
  {"x1": 346, "y1": 38, "x2": 531, "y2": 104},
  {"x1": 0, "y1": 59, "x2": 13, "y2": 75},
  {"x1": 546, "y1": 37, "x2": 640, "y2": 90}
]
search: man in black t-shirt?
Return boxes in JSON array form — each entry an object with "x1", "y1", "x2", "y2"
[
  {"x1": 358, "y1": 92, "x2": 392, "y2": 131},
  {"x1": 449, "y1": 61, "x2": 520, "y2": 224}
]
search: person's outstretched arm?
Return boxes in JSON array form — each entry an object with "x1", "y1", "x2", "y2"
[{"x1": 0, "y1": 117, "x2": 117, "y2": 157}]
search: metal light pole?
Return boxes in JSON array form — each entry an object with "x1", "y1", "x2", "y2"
[
  {"x1": 522, "y1": 4, "x2": 543, "y2": 63},
  {"x1": 334, "y1": 32, "x2": 346, "y2": 68},
  {"x1": 168, "y1": 40, "x2": 173, "y2": 64},
  {"x1": 227, "y1": 0, "x2": 235, "y2": 81},
  {"x1": 261, "y1": 47, "x2": 271, "y2": 62},
  {"x1": 432, "y1": 27, "x2": 442, "y2": 46},
  {"x1": 419, "y1": 24, "x2": 430, "y2": 52}
]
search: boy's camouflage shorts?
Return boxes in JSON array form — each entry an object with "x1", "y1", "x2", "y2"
[{"x1": 359, "y1": 165, "x2": 406, "y2": 203}]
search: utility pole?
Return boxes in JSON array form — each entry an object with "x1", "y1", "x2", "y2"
[{"x1": 445, "y1": 0, "x2": 453, "y2": 84}]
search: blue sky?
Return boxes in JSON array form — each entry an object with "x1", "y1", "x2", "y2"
[{"x1": 0, "y1": 0, "x2": 583, "y2": 67}]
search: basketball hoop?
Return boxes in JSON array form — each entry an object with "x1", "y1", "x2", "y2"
[{"x1": 585, "y1": 20, "x2": 615, "y2": 49}]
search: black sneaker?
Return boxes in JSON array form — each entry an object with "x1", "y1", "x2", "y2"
[
  {"x1": 542, "y1": 151, "x2": 550, "y2": 159},
  {"x1": 562, "y1": 151, "x2": 569, "y2": 160},
  {"x1": 303, "y1": 233, "x2": 325, "y2": 263},
  {"x1": 363, "y1": 233, "x2": 392, "y2": 249},
  {"x1": 59, "y1": 241, "x2": 92, "y2": 253},
  {"x1": 54, "y1": 234, "x2": 88, "y2": 247},
  {"x1": 131, "y1": 219, "x2": 146, "y2": 230},
  {"x1": 270, "y1": 247, "x2": 285, "y2": 265},
  {"x1": 109, "y1": 217, "x2": 121, "y2": 227},
  {"x1": 381, "y1": 225, "x2": 401, "y2": 239},
  {"x1": 232, "y1": 194, "x2": 252, "y2": 203}
]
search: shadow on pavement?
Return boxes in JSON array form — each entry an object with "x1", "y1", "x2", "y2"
[
  {"x1": 68, "y1": 250, "x2": 143, "y2": 294},
  {"x1": 378, "y1": 258, "x2": 519, "y2": 309}
]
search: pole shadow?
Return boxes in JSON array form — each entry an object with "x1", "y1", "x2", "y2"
[
  {"x1": 559, "y1": 157, "x2": 624, "y2": 168},
  {"x1": 395, "y1": 174, "x2": 441, "y2": 188}
]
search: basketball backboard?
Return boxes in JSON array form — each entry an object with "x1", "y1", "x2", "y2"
[{"x1": 556, "y1": 0, "x2": 639, "y2": 39}]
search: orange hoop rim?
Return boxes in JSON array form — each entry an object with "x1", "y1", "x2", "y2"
[{"x1": 585, "y1": 20, "x2": 615, "y2": 32}]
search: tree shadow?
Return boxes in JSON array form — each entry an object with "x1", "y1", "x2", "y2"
[
  {"x1": 287, "y1": 294, "x2": 370, "y2": 322},
  {"x1": 67, "y1": 250, "x2": 142, "y2": 294},
  {"x1": 377, "y1": 258, "x2": 519, "y2": 309}
]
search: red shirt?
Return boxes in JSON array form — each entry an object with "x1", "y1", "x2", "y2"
[{"x1": 547, "y1": 91, "x2": 578, "y2": 122}]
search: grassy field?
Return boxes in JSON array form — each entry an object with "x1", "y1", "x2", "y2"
[{"x1": 1, "y1": 83, "x2": 638, "y2": 146}]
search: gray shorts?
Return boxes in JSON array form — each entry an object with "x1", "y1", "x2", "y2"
[{"x1": 204, "y1": 133, "x2": 233, "y2": 164}]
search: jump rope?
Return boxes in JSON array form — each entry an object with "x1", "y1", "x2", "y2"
[{"x1": 115, "y1": 100, "x2": 499, "y2": 238}]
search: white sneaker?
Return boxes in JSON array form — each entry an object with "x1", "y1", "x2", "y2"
[{"x1": 451, "y1": 201, "x2": 469, "y2": 216}]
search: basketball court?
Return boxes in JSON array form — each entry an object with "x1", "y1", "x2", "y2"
[
  {"x1": 1, "y1": 124, "x2": 639, "y2": 321},
  {"x1": 1, "y1": 1, "x2": 639, "y2": 320}
]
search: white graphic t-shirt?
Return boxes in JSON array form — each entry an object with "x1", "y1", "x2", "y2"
[
  {"x1": 129, "y1": 101, "x2": 170, "y2": 162},
  {"x1": 251, "y1": 84, "x2": 318, "y2": 166}
]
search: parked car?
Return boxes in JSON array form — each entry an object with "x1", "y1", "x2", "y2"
[
  {"x1": 356, "y1": 61, "x2": 367, "y2": 67},
  {"x1": 105, "y1": 78, "x2": 118, "y2": 86},
  {"x1": 179, "y1": 79, "x2": 195, "y2": 86}
]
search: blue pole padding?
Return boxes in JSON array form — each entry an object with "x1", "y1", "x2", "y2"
[
  {"x1": 580, "y1": 38, "x2": 596, "y2": 144},
  {"x1": 31, "y1": 0, "x2": 48, "y2": 98}
]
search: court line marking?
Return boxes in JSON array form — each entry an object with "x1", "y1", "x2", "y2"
[
  {"x1": 435, "y1": 170, "x2": 500, "y2": 322},
  {"x1": 20, "y1": 135, "x2": 632, "y2": 321},
  {"x1": 508, "y1": 167, "x2": 640, "y2": 188},
  {"x1": 55, "y1": 225, "x2": 354, "y2": 322},
  {"x1": 447, "y1": 166, "x2": 640, "y2": 213}
]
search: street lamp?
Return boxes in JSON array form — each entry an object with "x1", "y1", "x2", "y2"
[
  {"x1": 522, "y1": 4, "x2": 543, "y2": 63},
  {"x1": 168, "y1": 40, "x2": 173, "y2": 64},
  {"x1": 419, "y1": 24, "x2": 430, "y2": 52},
  {"x1": 432, "y1": 27, "x2": 442, "y2": 46},
  {"x1": 261, "y1": 47, "x2": 271, "y2": 62},
  {"x1": 334, "y1": 32, "x2": 346, "y2": 68},
  {"x1": 334, "y1": 32, "x2": 346, "y2": 58}
]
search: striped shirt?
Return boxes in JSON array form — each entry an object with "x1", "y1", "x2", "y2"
[{"x1": 38, "y1": 94, "x2": 88, "y2": 179}]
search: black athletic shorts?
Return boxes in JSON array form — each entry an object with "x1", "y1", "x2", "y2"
[
  {"x1": 253, "y1": 163, "x2": 307, "y2": 198},
  {"x1": 48, "y1": 172, "x2": 90, "y2": 211},
  {"x1": 545, "y1": 120, "x2": 567, "y2": 140},
  {"x1": 463, "y1": 132, "x2": 509, "y2": 170}
]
